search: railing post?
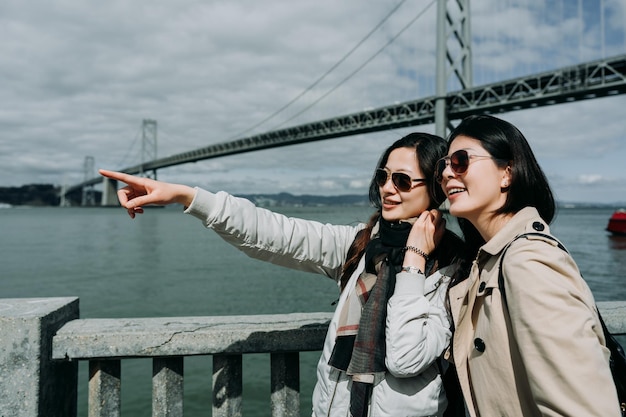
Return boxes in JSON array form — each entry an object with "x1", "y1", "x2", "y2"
[
  {"x1": 271, "y1": 352, "x2": 300, "y2": 417},
  {"x1": 0, "y1": 297, "x2": 79, "y2": 417},
  {"x1": 213, "y1": 354, "x2": 243, "y2": 417},
  {"x1": 153, "y1": 357, "x2": 184, "y2": 417},
  {"x1": 89, "y1": 360, "x2": 121, "y2": 417}
]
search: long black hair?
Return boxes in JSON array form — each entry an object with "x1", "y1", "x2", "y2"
[{"x1": 448, "y1": 114, "x2": 556, "y2": 284}]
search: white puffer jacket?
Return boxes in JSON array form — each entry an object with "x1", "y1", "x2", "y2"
[{"x1": 185, "y1": 188, "x2": 452, "y2": 417}]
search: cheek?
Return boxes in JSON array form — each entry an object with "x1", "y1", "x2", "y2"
[
  {"x1": 470, "y1": 177, "x2": 505, "y2": 206},
  {"x1": 405, "y1": 193, "x2": 430, "y2": 215}
]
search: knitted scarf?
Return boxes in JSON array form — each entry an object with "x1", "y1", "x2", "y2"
[{"x1": 328, "y1": 217, "x2": 412, "y2": 417}]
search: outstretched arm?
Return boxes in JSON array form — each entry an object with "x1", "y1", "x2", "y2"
[{"x1": 99, "y1": 169, "x2": 196, "y2": 218}]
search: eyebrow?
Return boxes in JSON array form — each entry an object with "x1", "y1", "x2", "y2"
[{"x1": 384, "y1": 166, "x2": 417, "y2": 175}]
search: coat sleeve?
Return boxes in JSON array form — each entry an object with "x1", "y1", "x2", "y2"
[
  {"x1": 385, "y1": 269, "x2": 452, "y2": 377},
  {"x1": 502, "y1": 239, "x2": 620, "y2": 416},
  {"x1": 184, "y1": 188, "x2": 364, "y2": 280}
]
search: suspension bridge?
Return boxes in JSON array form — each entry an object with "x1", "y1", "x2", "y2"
[{"x1": 63, "y1": 0, "x2": 626, "y2": 206}]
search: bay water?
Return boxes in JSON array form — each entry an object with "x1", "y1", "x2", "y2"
[{"x1": 2, "y1": 204, "x2": 625, "y2": 416}]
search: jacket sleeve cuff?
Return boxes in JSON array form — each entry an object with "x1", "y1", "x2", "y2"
[
  {"x1": 183, "y1": 187, "x2": 218, "y2": 221},
  {"x1": 395, "y1": 271, "x2": 426, "y2": 295}
]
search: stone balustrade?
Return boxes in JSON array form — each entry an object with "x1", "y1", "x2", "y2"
[{"x1": 1, "y1": 297, "x2": 625, "y2": 417}]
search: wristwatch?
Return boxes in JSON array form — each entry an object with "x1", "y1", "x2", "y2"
[{"x1": 400, "y1": 266, "x2": 424, "y2": 275}]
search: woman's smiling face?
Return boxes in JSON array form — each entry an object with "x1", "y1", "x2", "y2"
[
  {"x1": 439, "y1": 135, "x2": 511, "y2": 231},
  {"x1": 379, "y1": 147, "x2": 431, "y2": 222}
]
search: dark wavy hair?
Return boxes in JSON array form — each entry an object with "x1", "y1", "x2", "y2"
[
  {"x1": 448, "y1": 114, "x2": 556, "y2": 285},
  {"x1": 340, "y1": 132, "x2": 463, "y2": 290}
]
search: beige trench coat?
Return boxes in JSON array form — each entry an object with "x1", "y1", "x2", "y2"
[{"x1": 448, "y1": 207, "x2": 621, "y2": 417}]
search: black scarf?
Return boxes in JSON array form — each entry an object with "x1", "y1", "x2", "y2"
[{"x1": 329, "y1": 217, "x2": 412, "y2": 417}]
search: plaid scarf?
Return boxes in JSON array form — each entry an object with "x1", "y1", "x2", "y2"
[{"x1": 328, "y1": 217, "x2": 412, "y2": 417}]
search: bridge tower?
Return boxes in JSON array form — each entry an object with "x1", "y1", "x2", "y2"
[
  {"x1": 59, "y1": 183, "x2": 70, "y2": 207},
  {"x1": 436, "y1": 0, "x2": 472, "y2": 137},
  {"x1": 141, "y1": 119, "x2": 158, "y2": 179},
  {"x1": 81, "y1": 156, "x2": 96, "y2": 206}
]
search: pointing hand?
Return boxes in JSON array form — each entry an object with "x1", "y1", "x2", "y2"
[{"x1": 99, "y1": 169, "x2": 195, "y2": 218}]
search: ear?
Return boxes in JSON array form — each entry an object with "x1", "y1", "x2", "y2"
[{"x1": 501, "y1": 165, "x2": 512, "y2": 189}]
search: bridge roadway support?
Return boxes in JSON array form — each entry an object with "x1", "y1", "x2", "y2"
[
  {"x1": 0, "y1": 297, "x2": 79, "y2": 417},
  {"x1": 101, "y1": 178, "x2": 119, "y2": 206}
]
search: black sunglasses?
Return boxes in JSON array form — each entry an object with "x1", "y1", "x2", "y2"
[
  {"x1": 435, "y1": 149, "x2": 495, "y2": 183},
  {"x1": 375, "y1": 168, "x2": 426, "y2": 192}
]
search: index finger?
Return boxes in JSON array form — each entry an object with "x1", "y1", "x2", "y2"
[{"x1": 99, "y1": 169, "x2": 142, "y2": 186}]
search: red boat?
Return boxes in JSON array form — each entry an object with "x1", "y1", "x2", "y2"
[{"x1": 606, "y1": 209, "x2": 626, "y2": 235}]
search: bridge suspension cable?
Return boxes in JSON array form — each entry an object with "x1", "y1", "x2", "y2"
[
  {"x1": 115, "y1": 127, "x2": 142, "y2": 170},
  {"x1": 227, "y1": 0, "x2": 410, "y2": 140},
  {"x1": 269, "y1": 0, "x2": 437, "y2": 132},
  {"x1": 473, "y1": 0, "x2": 626, "y2": 85},
  {"x1": 228, "y1": 0, "x2": 437, "y2": 139}
]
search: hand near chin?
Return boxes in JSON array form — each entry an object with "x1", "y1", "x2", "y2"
[{"x1": 406, "y1": 209, "x2": 446, "y2": 256}]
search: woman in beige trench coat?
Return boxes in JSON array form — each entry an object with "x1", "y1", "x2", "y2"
[{"x1": 436, "y1": 114, "x2": 621, "y2": 417}]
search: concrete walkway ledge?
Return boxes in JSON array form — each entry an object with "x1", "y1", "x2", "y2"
[{"x1": 52, "y1": 312, "x2": 333, "y2": 360}]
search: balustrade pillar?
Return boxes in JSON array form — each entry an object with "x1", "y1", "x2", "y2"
[
  {"x1": 0, "y1": 297, "x2": 79, "y2": 417},
  {"x1": 213, "y1": 354, "x2": 243, "y2": 417}
]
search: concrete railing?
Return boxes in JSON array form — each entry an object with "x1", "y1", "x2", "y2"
[{"x1": 1, "y1": 297, "x2": 625, "y2": 417}]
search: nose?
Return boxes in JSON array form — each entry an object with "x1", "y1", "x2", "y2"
[{"x1": 439, "y1": 160, "x2": 454, "y2": 183}]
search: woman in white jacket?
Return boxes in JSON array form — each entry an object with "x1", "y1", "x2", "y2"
[{"x1": 100, "y1": 132, "x2": 463, "y2": 417}]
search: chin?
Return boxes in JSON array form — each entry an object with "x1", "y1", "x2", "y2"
[
  {"x1": 382, "y1": 211, "x2": 406, "y2": 223},
  {"x1": 448, "y1": 204, "x2": 472, "y2": 221},
  {"x1": 447, "y1": 201, "x2": 463, "y2": 216}
]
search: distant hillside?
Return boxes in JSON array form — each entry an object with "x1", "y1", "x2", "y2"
[
  {"x1": 1, "y1": 184, "x2": 623, "y2": 209},
  {"x1": 0, "y1": 184, "x2": 369, "y2": 207},
  {"x1": 0, "y1": 184, "x2": 61, "y2": 206},
  {"x1": 237, "y1": 192, "x2": 369, "y2": 207}
]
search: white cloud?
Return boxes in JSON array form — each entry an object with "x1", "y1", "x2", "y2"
[
  {"x1": 578, "y1": 174, "x2": 605, "y2": 185},
  {"x1": 0, "y1": 0, "x2": 625, "y2": 204}
]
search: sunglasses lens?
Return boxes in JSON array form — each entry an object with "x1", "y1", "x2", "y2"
[
  {"x1": 435, "y1": 150, "x2": 471, "y2": 183},
  {"x1": 392, "y1": 173, "x2": 412, "y2": 192},
  {"x1": 450, "y1": 150, "x2": 470, "y2": 174},
  {"x1": 375, "y1": 169, "x2": 388, "y2": 187},
  {"x1": 375, "y1": 169, "x2": 414, "y2": 191}
]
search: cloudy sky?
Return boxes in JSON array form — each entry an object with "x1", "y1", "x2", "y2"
[{"x1": 2, "y1": 0, "x2": 626, "y2": 204}]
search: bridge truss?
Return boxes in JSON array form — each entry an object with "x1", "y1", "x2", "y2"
[
  {"x1": 69, "y1": 53, "x2": 626, "y2": 193},
  {"x1": 129, "y1": 55, "x2": 626, "y2": 172}
]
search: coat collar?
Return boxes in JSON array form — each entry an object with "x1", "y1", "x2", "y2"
[{"x1": 479, "y1": 206, "x2": 550, "y2": 257}]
